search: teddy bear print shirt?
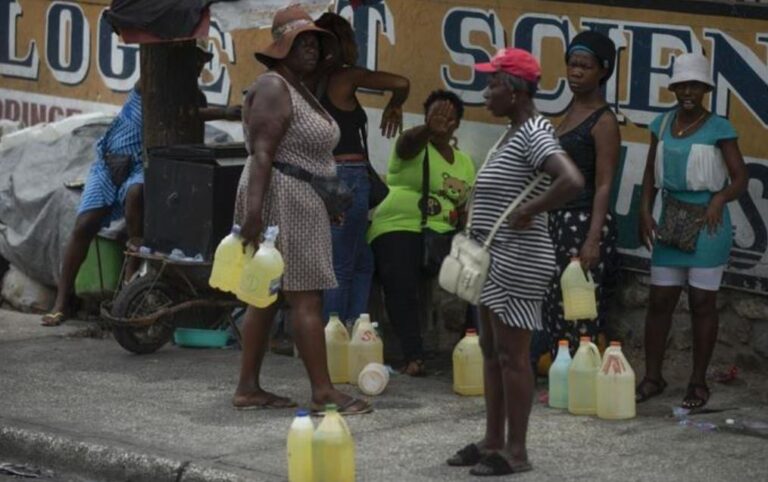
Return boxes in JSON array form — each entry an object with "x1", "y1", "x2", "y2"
[{"x1": 367, "y1": 141, "x2": 476, "y2": 243}]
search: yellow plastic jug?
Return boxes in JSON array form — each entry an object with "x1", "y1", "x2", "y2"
[
  {"x1": 209, "y1": 225, "x2": 249, "y2": 293},
  {"x1": 312, "y1": 404, "x2": 355, "y2": 482},
  {"x1": 350, "y1": 313, "x2": 369, "y2": 340},
  {"x1": 348, "y1": 314, "x2": 383, "y2": 385},
  {"x1": 452, "y1": 329, "x2": 484, "y2": 396},
  {"x1": 325, "y1": 313, "x2": 350, "y2": 384},
  {"x1": 596, "y1": 342, "x2": 636, "y2": 420},
  {"x1": 286, "y1": 409, "x2": 314, "y2": 482},
  {"x1": 561, "y1": 258, "x2": 598, "y2": 320},
  {"x1": 568, "y1": 336, "x2": 601, "y2": 415},
  {"x1": 237, "y1": 226, "x2": 284, "y2": 308},
  {"x1": 548, "y1": 339, "x2": 572, "y2": 409}
]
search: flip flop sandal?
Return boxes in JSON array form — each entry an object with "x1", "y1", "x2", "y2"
[
  {"x1": 41, "y1": 312, "x2": 67, "y2": 327},
  {"x1": 400, "y1": 359, "x2": 428, "y2": 377},
  {"x1": 447, "y1": 443, "x2": 482, "y2": 467},
  {"x1": 682, "y1": 383, "x2": 710, "y2": 410},
  {"x1": 310, "y1": 397, "x2": 373, "y2": 416},
  {"x1": 232, "y1": 394, "x2": 297, "y2": 411},
  {"x1": 469, "y1": 453, "x2": 532, "y2": 477},
  {"x1": 636, "y1": 377, "x2": 668, "y2": 403}
]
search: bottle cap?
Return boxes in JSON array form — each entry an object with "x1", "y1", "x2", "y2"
[
  {"x1": 325, "y1": 403, "x2": 338, "y2": 411},
  {"x1": 295, "y1": 409, "x2": 309, "y2": 417},
  {"x1": 466, "y1": 328, "x2": 477, "y2": 335},
  {"x1": 232, "y1": 224, "x2": 241, "y2": 235},
  {"x1": 571, "y1": 256, "x2": 581, "y2": 262},
  {"x1": 579, "y1": 336, "x2": 590, "y2": 341},
  {"x1": 558, "y1": 339, "x2": 568, "y2": 346},
  {"x1": 329, "y1": 312, "x2": 339, "y2": 317},
  {"x1": 610, "y1": 341, "x2": 621, "y2": 347}
]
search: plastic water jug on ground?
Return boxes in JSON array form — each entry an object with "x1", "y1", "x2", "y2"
[
  {"x1": 312, "y1": 404, "x2": 355, "y2": 482},
  {"x1": 568, "y1": 336, "x2": 602, "y2": 415},
  {"x1": 325, "y1": 313, "x2": 350, "y2": 384},
  {"x1": 209, "y1": 224, "x2": 246, "y2": 293},
  {"x1": 452, "y1": 329, "x2": 484, "y2": 396},
  {"x1": 237, "y1": 226, "x2": 284, "y2": 307},
  {"x1": 286, "y1": 409, "x2": 314, "y2": 482},
  {"x1": 348, "y1": 314, "x2": 383, "y2": 385},
  {"x1": 357, "y1": 362, "x2": 389, "y2": 396},
  {"x1": 561, "y1": 258, "x2": 598, "y2": 320},
  {"x1": 548, "y1": 339, "x2": 572, "y2": 409},
  {"x1": 597, "y1": 342, "x2": 636, "y2": 420}
]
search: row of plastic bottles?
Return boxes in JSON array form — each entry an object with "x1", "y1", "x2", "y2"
[
  {"x1": 209, "y1": 225, "x2": 284, "y2": 307},
  {"x1": 287, "y1": 405, "x2": 355, "y2": 482},
  {"x1": 325, "y1": 313, "x2": 384, "y2": 389},
  {"x1": 549, "y1": 337, "x2": 636, "y2": 419}
]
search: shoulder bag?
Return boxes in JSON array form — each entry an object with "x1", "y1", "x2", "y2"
[
  {"x1": 361, "y1": 123, "x2": 389, "y2": 208},
  {"x1": 420, "y1": 146, "x2": 455, "y2": 277},
  {"x1": 438, "y1": 173, "x2": 546, "y2": 305}
]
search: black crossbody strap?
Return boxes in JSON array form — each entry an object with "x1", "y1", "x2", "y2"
[
  {"x1": 420, "y1": 146, "x2": 430, "y2": 230},
  {"x1": 273, "y1": 161, "x2": 315, "y2": 183}
]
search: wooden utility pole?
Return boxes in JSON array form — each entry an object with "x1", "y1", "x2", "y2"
[{"x1": 139, "y1": 40, "x2": 203, "y2": 156}]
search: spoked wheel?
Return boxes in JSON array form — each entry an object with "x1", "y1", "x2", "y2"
[{"x1": 110, "y1": 276, "x2": 180, "y2": 354}]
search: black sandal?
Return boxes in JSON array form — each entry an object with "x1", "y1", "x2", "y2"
[
  {"x1": 447, "y1": 443, "x2": 482, "y2": 467},
  {"x1": 636, "y1": 377, "x2": 668, "y2": 403},
  {"x1": 682, "y1": 383, "x2": 710, "y2": 410},
  {"x1": 469, "y1": 453, "x2": 532, "y2": 477}
]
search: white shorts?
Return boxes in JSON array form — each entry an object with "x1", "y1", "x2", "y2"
[{"x1": 650, "y1": 265, "x2": 725, "y2": 291}]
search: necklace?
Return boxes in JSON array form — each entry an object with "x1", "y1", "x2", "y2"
[{"x1": 675, "y1": 110, "x2": 708, "y2": 137}]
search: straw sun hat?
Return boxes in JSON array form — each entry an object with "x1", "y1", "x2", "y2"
[
  {"x1": 669, "y1": 53, "x2": 715, "y2": 88},
  {"x1": 254, "y1": 4, "x2": 338, "y2": 67}
]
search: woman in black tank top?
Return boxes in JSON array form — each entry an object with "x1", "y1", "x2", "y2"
[
  {"x1": 313, "y1": 13, "x2": 410, "y2": 332},
  {"x1": 539, "y1": 31, "x2": 621, "y2": 359}
]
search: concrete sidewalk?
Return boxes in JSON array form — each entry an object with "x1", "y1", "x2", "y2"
[{"x1": 0, "y1": 309, "x2": 766, "y2": 481}]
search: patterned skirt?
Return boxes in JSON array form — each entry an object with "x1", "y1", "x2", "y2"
[{"x1": 541, "y1": 209, "x2": 619, "y2": 355}]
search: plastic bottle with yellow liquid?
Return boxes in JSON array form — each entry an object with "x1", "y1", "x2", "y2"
[
  {"x1": 325, "y1": 312, "x2": 350, "y2": 384},
  {"x1": 452, "y1": 329, "x2": 484, "y2": 396},
  {"x1": 237, "y1": 226, "x2": 284, "y2": 308},
  {"x1": 561, "y1": 258, "x2": 598, "y2": 320},
  {"x1": 209, "y1": 225, "x2": 252, "y2": 293},
  {"x1": 286, "y1": 409, "x2": 314, "y2": 482},
  {"x1": 350, "y1": 313, "x2": 369, "y2": 340},
  {"x1": 312, "y1": 404, "x2": 355, "y2": 482},
  {"x1": 568, "y1": 336, "x2": 602, "y2": 415},
  {"x1": 596, "y1": 341, "x2": 636, "y2": 420},
  {"x1": 548, "y1": 339, "x2": 572, "y2": 409},
  {"x1": 348, "y1": 314, "x2": 383, "y2": 385}
]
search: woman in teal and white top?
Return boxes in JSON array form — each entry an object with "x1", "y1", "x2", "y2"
[{"x1": 636, "y1": 53, "x2": 748, "y2": 410}]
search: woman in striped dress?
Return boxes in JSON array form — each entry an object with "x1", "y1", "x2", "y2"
[{"x1": 446, "y1": 49, "x2": 584, "y2": 476}]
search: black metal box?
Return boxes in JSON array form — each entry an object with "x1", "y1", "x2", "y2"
[{"x1": 144, "y1": 143, "x2": 247, "y2": 261}]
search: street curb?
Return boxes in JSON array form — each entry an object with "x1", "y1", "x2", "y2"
[{"x1": 0, "y1": 425, "x2": 255, "y2": 482}]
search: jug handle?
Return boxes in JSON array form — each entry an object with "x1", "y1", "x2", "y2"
[{"x1": 587, "y1": 344, "x2": 601, "y2": 367}]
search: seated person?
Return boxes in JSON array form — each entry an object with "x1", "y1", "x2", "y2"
[{"x1": 42, "y1": 42, "x2": 240, "y2": 326}]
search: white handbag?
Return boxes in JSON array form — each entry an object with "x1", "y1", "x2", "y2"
[{"x1": 438, "y1": 173, "x2": 546, "y2": 305}]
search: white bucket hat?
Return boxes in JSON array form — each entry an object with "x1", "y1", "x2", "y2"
[{"x1": 669, "y1": 53, "x2": 714, "y2": 88}]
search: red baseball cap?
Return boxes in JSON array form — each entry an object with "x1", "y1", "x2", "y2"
[{"x1": 475, "y1": 48, "x2": 541, "y2": 83}]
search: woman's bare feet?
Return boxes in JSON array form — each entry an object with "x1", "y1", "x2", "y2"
[{"x1": 232, "y1": 388, "x2": 297, "y2": 410}]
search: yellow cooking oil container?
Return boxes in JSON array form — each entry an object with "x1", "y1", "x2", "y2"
[
  {"x1": 325, "y1": 312, "x2": 350, "y2": 384},
  {"x1": 452, "y1": 329, "x2": 484, "y2": 396},
  {"x1": 596, "y1": 342, "x2": 636, "y2": 420},
  {"x1": 286, "y1": 409, "x2": 314, "y2": 482},
  {"x1": 568, "y1": 336, "x2": 602, "y2": 415},
  {"x1": 209, "y1": 225, "x2": 251, "y2": 293},
  {"x1": 348, "y1": 314, "x2": 383, "y2": 385},
  {"x1": 312, "y1": 404, "x2": 355, "y2": 482},
  {"x1": 561, "y1": 258, "x2": 598, "y2": 321},
  {"x1": 237, "y1": 226, "x2": 284, "y2": 308}
]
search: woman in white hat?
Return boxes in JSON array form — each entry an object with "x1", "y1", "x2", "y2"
[{"x1": 636, "y1": 53, "x2": 748, "y2": 409}]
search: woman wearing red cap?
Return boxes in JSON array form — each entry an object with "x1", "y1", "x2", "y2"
[
  {"x1": 446, "y1": 48, "x2": 583, "y2": 476},
  {"x1": 232, "y1": 5, "x2": 371, "y2": 415}
]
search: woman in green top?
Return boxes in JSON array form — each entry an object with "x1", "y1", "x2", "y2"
[
  {"x1": 368, "y1": 90, "x2": 476, "y2": 376},
  {"x1": 636, "y1": 53, "x2": 748, "y2": 409}
]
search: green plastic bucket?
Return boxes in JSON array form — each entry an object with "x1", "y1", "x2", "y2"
[{"x1": 74, "y1": 237, "x2": 124, "y2": 297}]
